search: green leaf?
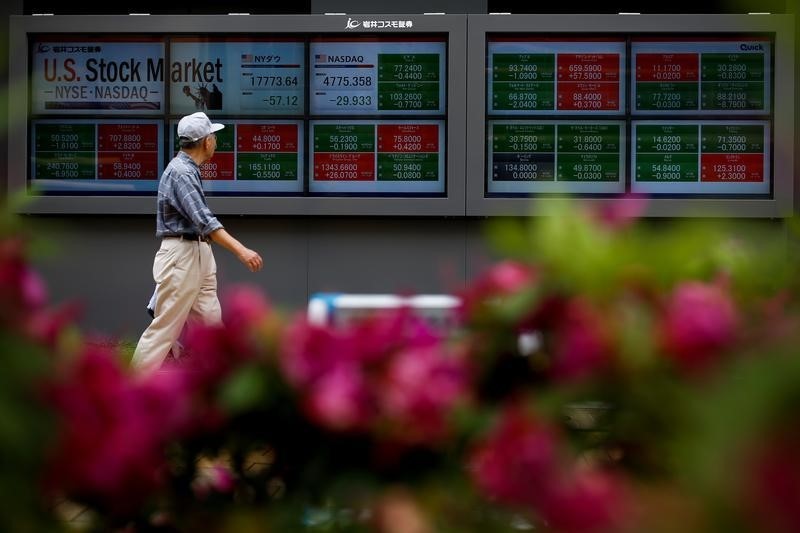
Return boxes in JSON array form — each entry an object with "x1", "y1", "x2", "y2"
[{"x1": 217, "y1": 366, "x2": 270, "y2": 415}]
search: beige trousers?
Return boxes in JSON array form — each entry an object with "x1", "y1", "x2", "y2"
[{"x1": 131, "y1": 238, "x2": 221, "y2": 373}]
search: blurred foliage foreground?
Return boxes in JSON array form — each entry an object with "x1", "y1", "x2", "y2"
[{"x1": 3, "y1": 198, "x2": 800, "y2": 533}]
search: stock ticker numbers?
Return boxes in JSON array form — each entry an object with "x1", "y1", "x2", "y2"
[
  {"x1": 635, "y1": 53, "x2": 700, "y2": 111},
  {"x1": 312, "y1": 122, "x2": 443, "y2": 183},
  {"x1": 488, "y1": 38, "x2": 625, "y2": 115},
  {"x1": 556, "y1": 124, "x2": 621, "y2": 182},
  {"x1": 238, "y1": 46, "x2": 304, "y2": 115},
  {"x1": 486, "y1": 38, "x2": 626, "y2": 194},
  {"x1": 313, "y1": 124, "x2": 376, "y2": 182},
  {"x1": 556, "y1": 54, "x2": 620, "y2": 112},
  {"x1": 33, "y1": 121, "x2": 161, "y2": 181},
  {"x1": 34, "y1": 123, "x2": 96, "y2": 180},
  {"x1": 489, "y1": 122, "x2": 622, "y2": 184},
  {"x1": 171, "y1": 121, "x2": 303, "y2": 185},
  {"x1": 310, "y1": 120, "x2": 445, "y2": 194},
  {"x1": 632, "y1": 121, "x2": 769, "y2": 195},
  {"x1": 700, "y1": 124, "x2": 766, "y2": 183},
  {"x1": 630, "y1": 39, "x2": 770, "y2": 195},
  {"x1": 26, "y1": 32, "x2": 774, "y2": 199},
  {"x1": 491, "y1": 123, "x2": 556, "y2": 181},
  {"x1": 310, "y1": 39, "x2": 446, "y2": 116},
  {"x1": 491, "y1": 54, "x2": 556, "y2": 111},
  {"x1": 97, "y1": 123, "x2": 159, "y2": 179},
  {"x1": 634, "y1": 124, "x2": 701, "y2": 182},
  {"x1": 308, "y1": 38, "x2": 447, "y2": 194},
  {"x1": 376, "y1": 124, "x2": 440, "y2": 182},
  {"x1": 236, "y1": 123, "x2": 299, "y2": 181},
  {"x1": 632, "y1": 38, "x2": 770, "y2": 114},
  {"x1": 486, "y1": 35, "x2": 772, "y2": 197},
  {"x1": 30, "y1": 35, "x2": 447, "y2": 196},
  {"x1": 700, "y1": 53, "x2": 766, "y2": 111},
  {"x1": 377, "y1": 54, "x2": 441, "y2": 111}
]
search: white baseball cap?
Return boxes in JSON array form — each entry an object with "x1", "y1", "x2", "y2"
[{"x1": 177, "y1": 112, "x2": 225, "y2": 142}]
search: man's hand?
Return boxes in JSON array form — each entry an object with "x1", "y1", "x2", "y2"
[
  {"x1": 238, "y1": 248, "x2": 263, "y2": 272},
  {"x1": 208, "y1": 228, "x2": 263, "y2": 273}
]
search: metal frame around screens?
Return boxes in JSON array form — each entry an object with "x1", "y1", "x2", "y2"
[
  {"x1": 466, "y1": 14, "x2": 795, "y2": 217},
  {"x1": 7, "y1": 14, "x2": 467, "y2": 215}
]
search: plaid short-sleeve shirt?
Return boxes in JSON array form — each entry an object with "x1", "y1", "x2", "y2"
[{"x1": 155, "y1": 151, "x2": 223, "y2": 238}]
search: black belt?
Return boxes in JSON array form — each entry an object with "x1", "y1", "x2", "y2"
[{"x1": 164, "y1": 233, "x2": 209, "y2": 242}]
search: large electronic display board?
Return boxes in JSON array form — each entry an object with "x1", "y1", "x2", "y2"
[
  {"x1": 8, "y1": 14, "x2": 466, "y2": 215},
  {"x1": 8, "y1": 14, "x2": 795, "y2": 218},
  {"x1": 467, "y1": 14, "x2": 794, "y2": 217}
]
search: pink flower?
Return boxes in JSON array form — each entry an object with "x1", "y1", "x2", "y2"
[
  {"x1": 469, "y1": 405, "x2": 632, "y2": 532},
  {"x1": 280, "y1": 318, "x2": 358, "y2": 388},
  {"x1": 282, "y1": 310, "x2": 467, "y2": 443},
  {"x1": 20, "y1": 266, "x2": 47, "y2": 309},
  {"x1": 459, "y1": 261, "x2": 537, "y2": 320},
  {"x1": 349, "y1": 308, "x2": 440, "y2": 364},
  {"x1": 305, "y1": 364, "x2": 373, "y2": 431},
  {"x1": 0, "y1": 238, "x2": 48, "y2": 323},
  {"x1": 660, "y1": 281, "x2": 739, "y2": 373},
  {"x1": 550, "y1": 299, "x2": 614, "y2": 383},
  {"x1": 0, "y1": 237, "x2": 86, "y2": 349},
  {"x1": 469, "y1": 405, "x2": 561, "y2": 507},
  {"x1": 178, "y1": 285, "x2": 275, "y2": 390},
  {"x1": 24, "y1": 302, "x2": 82, "y2": 349},
  {"x1": 379, "y1": 345, "x2": 470, "y2": 444},
  {"x1": 221, "y1": 285, "x2": 271, "y2": 331},
  {"x1": 136, "y1": 369, "x2": 196, "y2": 437},
  {"x1": 43, "y1": 346, "x2": 194, "y2": 515},
  {"x1": 182, "y1": 321, "x2": 259, "y2": 390},
  {"x1": 477, "y1": 261, "x2": 537, "y2": 295},
  {"x1": 280, "y1": 309, "x2": 441, "y2": 389},
  {"x1": 592, "y1": 194, "x2": 648, "y2": 230},
  {"x1": 541, "y1": 469, "x2": 631, "y2": 533}
]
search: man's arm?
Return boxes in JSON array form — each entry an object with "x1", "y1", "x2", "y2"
[{"x1": 208, "y1": 228, "x2": 263, "y2": 273}]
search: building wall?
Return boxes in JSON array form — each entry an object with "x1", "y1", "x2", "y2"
[
  {"x1": 30, "y1": 214, "x2": 495, "y2": 340},
  {"x1": 5, "y1": 1, "x2": 798, "y2": 340}
]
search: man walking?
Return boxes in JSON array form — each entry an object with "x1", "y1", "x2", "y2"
[{"x1": 131, "y1": 112, "x2": 263, "y2": 373}]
